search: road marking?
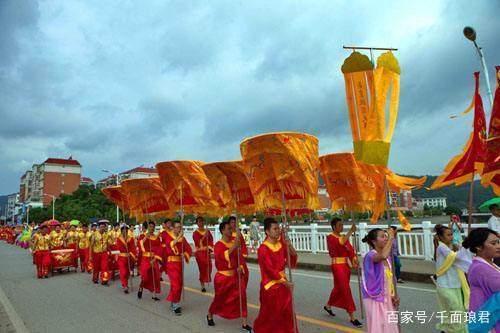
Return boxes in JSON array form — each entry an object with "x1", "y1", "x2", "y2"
[
  {"x1": 247, "y1": 266, "x2": 436, "y2": 293},
  {"x1": 161, "y1": 282, "x2": 362, "y2": 333},
  {"x1": 0, "y1": 282, "x2": 29, "y2": 333}
]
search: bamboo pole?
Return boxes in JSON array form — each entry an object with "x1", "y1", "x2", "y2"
[
  {"x1": 467, "y1": 172, "x2": 475, "y2": 235},
  {"x1": 350, "y1": 211, "x2": 365, "y2": 320},
  {"x1": 281, "y1": 191, "x2": 298, "y2": 333}
]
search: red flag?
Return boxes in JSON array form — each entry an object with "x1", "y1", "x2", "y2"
[
  {"x1": 432, "y1": 72, "x2": 487, "y2": 189},
  {"x1": 481, "y1": 66, "x2": 500, "y2": 195}
]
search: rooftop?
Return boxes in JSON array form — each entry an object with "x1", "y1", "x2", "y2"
[{"x1": 43, "y1": 157, "x2": 81, "y2": 166}]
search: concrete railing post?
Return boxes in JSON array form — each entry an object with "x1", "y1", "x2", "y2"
[
  {"x1": 311, "y1": 223, "x2": 318, "y2": 254},
  {"x1": 422, "y1": 221, "x2": 434, "y2": 261},
  {"x1": 358, "y1": 222, "x2": 369, "y2": 254},
  {"x1": 214, "y1": 225, "x2": 221, "y2": 243}
]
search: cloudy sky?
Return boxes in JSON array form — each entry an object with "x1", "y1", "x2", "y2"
[{"x1": 1, "y1": 0, "x2": 499, "y2": 195}]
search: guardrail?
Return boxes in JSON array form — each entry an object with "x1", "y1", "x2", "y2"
[{"x1": 140, "y1": 221, "x2": 489, "y2": 261}]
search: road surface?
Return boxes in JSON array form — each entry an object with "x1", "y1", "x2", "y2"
[{"x1": 0, "y1": 242, "x2": 438, "y2": 332}]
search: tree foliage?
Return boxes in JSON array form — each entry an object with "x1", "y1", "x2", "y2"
[{"x1": 27, "y1": 185, "x2": 118, "y2": 224}]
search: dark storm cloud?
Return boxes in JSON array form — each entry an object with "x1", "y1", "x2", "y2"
[{"x1": 1, "y1": 0, "x2": 499, "y2": 194}]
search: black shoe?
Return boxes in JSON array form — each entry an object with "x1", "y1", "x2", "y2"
[
  {"x1": 206, "y1": 315, "x2": 215, "y2": 326},
  {"x1": 173, "y1": 307, "x2": 182, "y2": 316},
  {"x1": 137, "y1": 289, "x2": 143, "y2": 299},
  {"x1": 101, "y1": 281, "x2": 108, "y2": 286},
  {"x1": 201, "y1": 287, "x2": 207, "y2": 293},
  {"x1": 124, "y1": 288, "x2": 129, "y2": 294},
  {"x1": 323, "y1": 306, "x2": 335, "y2": 317},
  {"x1": 152, "y1": 296, "x2": 160, "y2": 301},
  {"x1": 350, "y1": 319, "x2": 363, "y2": 328},
  {"x1": 242, "y1": 324, "x2": 252, "y2": 332},
  {"x1": 93, "y1": 280, "x2": 98, "y2": 284}
]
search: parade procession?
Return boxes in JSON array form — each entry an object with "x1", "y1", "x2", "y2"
[
  {"x1": 1, "y1": 2, "x2": 500, "y2": 333},
  {"x1": 1, "y1": 48, "x2": 500, "y2": 332}
]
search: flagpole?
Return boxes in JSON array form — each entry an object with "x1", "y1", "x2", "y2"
[
  {"x1": 383, "y1": 176, "x2": 401, "y2": 333},
  {"x1": 281, "y1": 190, "x2": 298, "y2": 333},
  {"x1": 467, "y1": 172, "x2": 475, "y2": 235},
  {"x1": 350, "y1": 211, "x2": 365, "y2": 320}
]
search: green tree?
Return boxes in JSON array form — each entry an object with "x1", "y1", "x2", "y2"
[{"x1": 444, "y1": 205, "x2": 462, "y2": 216}]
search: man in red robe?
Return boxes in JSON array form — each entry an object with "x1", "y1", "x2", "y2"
[
  {"x1": 229, "y1": 216, "x2": 249, "y2": 286},
  {"x1": 32, "y1": 225, "x2": 51, "y2": 278},
  {"x1": 136, "y1": 222, "x2": 148, "y2": 277},
  {"x1": 116, "y1": 224, "x2": 137, "y2": 294},
  {"x1": 89, "y1": 221, "x2": 111, "y2": 285},
  {"x1": 137, "y1": 221, "x2": 162, "y2": 300},
  {"x1": 323, "y1": 218, "x2": 362, "y2": 328},
  {"x1": 207, "y1": 219, "x2": 251, "y2": 332},
  {"x1": 253, "y1": 217, "x2": 298, "y2": 333},
  {"x1": 192, "y1": 216, "x2": 213, "y2": 292},
  {"x1": 165, "y1": 220, "x2": 192, "y2": 315}
]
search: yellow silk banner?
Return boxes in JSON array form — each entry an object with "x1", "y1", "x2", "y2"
[
  {"x1": 212, "y1": 161, "x2": 256, "y2": 215},
  {"x1": 342, "y1": 51, "x2": 401, "y2": 166},
  {"x1": 319, "y1": 153, "x2": 426, "y2": 223},
  {"x1": 156, "y1": 160, "x2": 219, "y2": 215},
  {"x1": 240, "y1": 132, "x2": 320, "y2": 212},
  {"x1": 201, "y1": 163, "x2": 232, "y2": 215},
  {"x1": 120, "y1": 177, "x2": 171, "y2": 221},
  {"x1": 397, "y1": 211, "x2": 412, "y2": 231},
  {"x1": 102, "y1": 185, "x2": 129, "y2": 212}
]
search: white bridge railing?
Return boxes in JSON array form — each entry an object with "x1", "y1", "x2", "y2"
[{"x1": 146, "y1": 221, "x2": 489, "y2": 261}]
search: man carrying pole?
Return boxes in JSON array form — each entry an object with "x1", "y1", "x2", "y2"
[
  {"x1": 229, "y1": 216, "x2": 249, "y2": 286},
  {"x1": 137, "y1": 221, "x2": 162, "y2": 301},
  {"x1": 253, "y1": 217, "x2": 298, "y2": 333},
  {"x1": 165, "y1": 220, "x2": 192, "y2": 315},
  {"x1": 207, "y1": 219, "x2": 251, "y2": 332},
  {"x1": 192, "y1": 216, "x2": 213, "y2": 292}
]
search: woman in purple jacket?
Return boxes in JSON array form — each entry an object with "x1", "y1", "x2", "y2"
[{"x1": 463, "y1": 228, "x2": 500, "y2": 332}]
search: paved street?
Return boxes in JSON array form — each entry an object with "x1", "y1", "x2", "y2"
[{"x1": 0, "y1": 242, "x2": 439, "y2": 333}]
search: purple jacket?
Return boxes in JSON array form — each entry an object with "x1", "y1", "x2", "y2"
[
  {"x1": 468, "y1": 257, "x2": 500, "y2": 332},
  {"x1": 362, "y1": 250, "x2": 391, "y2": 302}
]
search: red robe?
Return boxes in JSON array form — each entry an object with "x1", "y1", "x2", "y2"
[
  {"x1": 192, "y1": 228, "x2": 213, "y2": 284},
  {"x1": 209, "y1": 239, "x2": 248, "y2": 319},
  {"x1": 159, "y1": 230, "x2": 173, "y2": 273},
  {"x1": 164, "y1": 231, "x2": 192, "y2": 303},
  {"x1": 5, "y1": 228, "x2": 15, "y2": 244},
  {"x1": 139, "y1": 234, "x2": 162, "y2": 293},
  {"x1": 116, "y1": 236, "x2": 137, "y2": 289},
  {"x1": 326, "y1": 233, "x2": 357, "y2": 313},
  {"x1": 230, "y1": 231, "x2": 249, "y2": 286},
  {"x1": 136, "y1": 232, "x2": 147, "y2": 275},
  {"x1": 32, "y1": 233, "x2": 51, "y2": 278},
  {"x1": 254, "y1": 238, "x2": 298, "y2": 333},
  {"x1": 90, "y1": 231, "x2": 110, "y2": 283}
]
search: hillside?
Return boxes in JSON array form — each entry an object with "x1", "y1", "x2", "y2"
[{"x1": 410, "y1": 175, "x2": 495, "y2": 209}]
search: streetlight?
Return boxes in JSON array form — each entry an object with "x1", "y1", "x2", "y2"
[
  {"x1": 42, "y1": 193, "x2": 56, "y2": 220},
  {"x1": 463, "y1": 26, "x2": 494, "y2": 106},
  {"x1": 102, "y1": 169, "x2": 121, "y2": 223}
]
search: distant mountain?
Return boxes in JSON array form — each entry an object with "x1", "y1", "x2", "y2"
[
  {"x1": 409, "y1": 175, "x2": 495, "y2": 209},
  {"x1": 320, "y1": 173, "x2": 495, "y2": 209}
]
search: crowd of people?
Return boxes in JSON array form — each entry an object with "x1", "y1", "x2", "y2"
[{"x1": 0, "y1": 210, "x2": 499, "y2": 333}]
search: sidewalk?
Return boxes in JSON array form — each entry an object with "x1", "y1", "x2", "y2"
[{"x1": 246, "y1": 252, "x2": 435, "y2": 284}]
